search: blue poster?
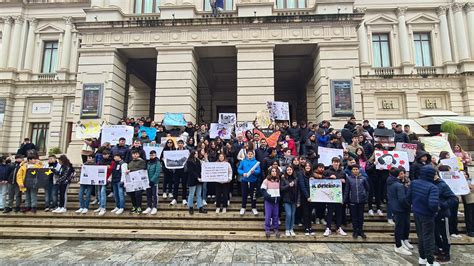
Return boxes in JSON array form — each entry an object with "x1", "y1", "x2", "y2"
[
  {"x1": 162, "y1": 113, "x2": 187, "y2": 127},
  {"x1": 139, "y1": 126, "x2": 157, "y2": 140}
]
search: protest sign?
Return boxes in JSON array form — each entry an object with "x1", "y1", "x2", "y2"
[
  {"x1": 24, "y1": 168, "x2": 51, "y2": 189},
  {"x1": 235, "y1": 122, "x2": 254, "y2": 136},
  {"x1": 218, "y1": 113, "x2": 237, "y2": 125},
  {"x1": 209, "y1": 123, "x2": 232, "y2": 139},
  {"x1": 201, "y1": 162, "x2": 231, "y2": 183},
  {"x1": 440, "y1": 157, "x2": 464, "y2": 171},
  {"x1": 318, "y1": 147, "x2": 344, "y2": 166},
  {"x1": 267, "y1": 101, "x2": 290, "y2": 121},
  {"x1": 375, "y1": 150, "x2": 410, "y2": 171},
  {"x1": 124, "y1": 170, "x2": 150, "y2": 192},
  {"x1": 420, "y1": 136, "x2": 454, "y2": 157},
  {"x1": 163, "y1": 150, "x2": 190, "y2": 169},
  {"x1": 75, "y1": 121, "x2": 103, "y2": 139},
  {"x1": 310, "y1": 179, "x2": 343, "y2": 203},
  {"x1": 395, "y1": 143, "x2": 417, "y2": 162},
  {"x1": 162, "y1": 113, "x2": 187, "y2": 127},
  {"x1": 139, "y1": 126, "x2": 157, "y2": 140},
  {"x1": 253, "y1": 129, "x2": 280, "y2": 148},
  {"x1": 439, "y1": 171, "x2": 470, "y2": 195},
  {"x1": 80, "y1": 165, "x2": 107, "y2": 185},
  {"x1": 256, "y1": 109, "x2": 272, "y2": 128},
  {"x1": 143, "y1": 144, "x2": 165, "y2": 160},
  {"x1": 101, "y1": 125, "x2": 134, "y2": 145}
]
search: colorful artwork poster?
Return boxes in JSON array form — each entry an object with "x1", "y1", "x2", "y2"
[
  {"x1": 375, "y1": 150, "x2": 410, "y2": 171},
  {"x1": 331, "y1": 80, "x2": 353, "y2": 116},
  {"x1": 209, "y1": 123, "x2": 232, "y2": 139},
  {"x1": 310, "y1": 179, "x2": 343, "y2": 203}
]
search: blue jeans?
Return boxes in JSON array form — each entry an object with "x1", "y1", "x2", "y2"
[
  {"x1": 0, "y1": 183, "x2": 8, "y2": 209},
  {"x1": 79, "y1": 185, "x2": 92, "y2": 209},
  {"x1": 25, "y1": 187, "x2": 39, "y2": 208},
  {"x1": 44, "y1": 180, "x2": 58, "y2": 209},
  {"x1": 188, "y1": 184, "x2": 203, "y2": 209},
  {"x1": 202, "y1": 182, "x2": 208, "y2": 199},
  {"x1": 97, "y1": 185, "x2": 107, "y2": 209},
  {"x1": 284, "y1": 202, "x2": 296, "y2": 231},
  {"x1": 112, "y1": 182, "x2": 125, "y2": 209}
]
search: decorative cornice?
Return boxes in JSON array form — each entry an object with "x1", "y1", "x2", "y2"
[
  {"x1": 396, "y1": 7, "x2": 407, "y2": 17},
  {"x1": 436, "y1": 6, "x2": 448, "y2": 17}
]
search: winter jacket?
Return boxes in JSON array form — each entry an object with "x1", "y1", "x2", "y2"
[
  {"x1": 16, "y1": 162, "x2": 44, "y2": 192},
  {"x1": 286, "y1": 139, "x2": 297, "y2": 156},
  {"x1": 111, "y1": 160, "x2": 128, "y2": 183},
  {"x1": 409, "y1": 151, "x2": 432, "y2": 180},
  {"x1": 305, "y1": 138, "x2": 318, "y2": 157},
  {"x1": 387, "y1": 175, "x2": 410, "y2": 213},
  {"x1": 128, "y1": 158, "x2": 147, "y2": 172},
  {"x1": 298, "y1": 172, "x2": 311, "y2": 201},
  {"x1": 186, "y1": 159, "x2": 202, "y2": 187},
  {"x1": 434, "y1": 178, "x2": 458, "y2": 218},
  {"x1": 409, "y1": 165, "x2": 439, "y2": 218},
  {"x1": 237, "y1": 157, "x2": 261, "y2": 183},
  {"x1": 125, "y1": 146, "x2": 147, "y2": 163},
  {"x1": 147, "y1": 158, "x2": 161, "y2": 184},
  {"x1": 317, "y1": 134, "x2": 330, "y2": 147},
  {"x1": 55, "y1": 164, "x2": 75, "y2": 185},
  {"x1": 280, "y1": 174, "x2": 298, "y2": 204},
  {"x1": 111, "y1": 144, "x2": 129, "y2": 159},
  {"x1": 261, "y1": 179, "x2": 280, "y2": 204},
  {"x1": 344, "y1": 174, "x2": 369, "y2": 204},
  {"x1": 17, "y1": 143, "x2": 37, "y2": 157},
  {"x1": 255, "y1": 147, "x2": 270, "y2": 164},
  {"x1": 262, "y1": 156, "x2": 278, "y2": 176},
  {"x1": 288, "y1": 127, "x2": 301, "y2": 142},
  {"x1": 394, "y1": 131, "x2": 410, "y2": 144},
  {"x1": 8, "y1": 162, "x2": 21, "y2": 184},
  {"x1": 0, "y1": 163, "x2": 13, "y2": 182}
]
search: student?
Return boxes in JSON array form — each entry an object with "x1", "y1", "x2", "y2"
[
  {"x1": 52, "y1": 155, "x2": 75, "y2": 214},
  {"x1": 238, "y1": 150, "x2": 261, "y2": 216},
  {"x1": 95, "y1": 149, "x2": 113, "y2": 216},
  {"x1": 409, "y1": 165, "x2": 440, "y2": 266},
  {"x1": 312, "y1": 163, "x2": 327, "y2": 225},
  {"x1": 261, "y1": 167, "x2": 281, "y2": 238},
  {"x1": 127, "y1": 150, "x2": 147, "y2": 214},
  {"x1": 143, "y1": 150, "x2": 161, "y2": 215},
  {"x1": 171, "y1": 139, "x2": 188, "y2": 206},
  {"x1": 3, "y1": 155, "x2": 23, "y2": 213},
  {"x1": 280, "y1": 165, "x2": 298, "y2": 237},
  {"x1": 109, "y1": 153, "x2": 127, "y2": 215},
  {"x1": 16, "y1": 154, "x2": 43, "y2": 213},
  {"x1": 186, "y1": 150, "x2": 207, "y2": 215},
  {"x1": 76, "y1": 155, "x2": 95, "y2": 214},
  {"x1": 42, "y1": 155, "x2": 58, "y2": 212},
  {"x1": 0, "y1": 156, "x2": 13, "y2": 211},
  {"x1": 323, "y1": 157, "x2": 347, "y2": 237},
  {"x1": 215, "y1": 153, "x2": 232, "y2": 214},
  {"x1": 298, "y1": 162, "x2": 316, "y2": 236},
  {"x1": 345, "y1": 164, "x2": 369, "y2": 239},
  {"x1": 161, "y1": 139, "x2": 175, "y2": 199},
  {"x1": 387, "y1": 167, "x2": 413, "y2": 256},
  {"x1": 463, "y1": 172, "x2": 474, "y2": 237}
]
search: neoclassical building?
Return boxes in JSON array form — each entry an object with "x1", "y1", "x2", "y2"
[{"x1": 0, "y1": 0, "x2": 473, "y2": 161}]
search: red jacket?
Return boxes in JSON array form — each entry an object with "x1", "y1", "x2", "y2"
[{"x1": 287, "y1": 139, "x2": 297, "y2": 156}]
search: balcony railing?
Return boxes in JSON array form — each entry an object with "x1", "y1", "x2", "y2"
[
  {"x1": 25, "y1": 0, "x2": 90, "y2": 3},
  {"x1": 373, "y1": 67, "x2": 395, "y2": 78},
  {"x1": 38, "y1": 73, "x2": 57, "y2": 81},
  {"x1": 415, "y1": 66, "x2": 437, "y2": 77}
]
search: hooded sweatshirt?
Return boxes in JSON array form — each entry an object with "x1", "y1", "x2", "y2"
[
  {"x1": 409, "y1": 165, "x2": 439, "y2": 217},
  {"x1": 409, "y1": 151, "x2": 432, "y2": 180},
  {"x1": 387, "y1": 175, "x2": 410, "y2": 213}
]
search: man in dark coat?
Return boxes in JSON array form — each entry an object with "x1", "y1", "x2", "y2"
[{"x1": 17, "y1": 138, "x2": 37, "y2": 157}]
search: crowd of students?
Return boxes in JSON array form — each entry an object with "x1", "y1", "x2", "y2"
[{"x1": 1, "y1": 116, "x2": 474, "y2": 265}]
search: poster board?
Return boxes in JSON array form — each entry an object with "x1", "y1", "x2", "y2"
[
  {"x1": 209, "y1": 123, "x2": 232, "y2": 139},
  {"x1": 235, "y1": 122, "x2": 254, "y2": 136},
  {"x1": 395, "y1": 143, "x2": 417, "y2": 163},
  {"x1": 143, "y1": 144, "x2": 165, "y2": 160},
  {"x1": 163, "y1": 150, "x2": 190, "y2": 169},
  {"x1": 80, "y1": 165, "x2": 107, "y2": 185},
  {"x1": 81, "y1": 84, "x2": 103, "y2": 119},
  {"x1": 439, "y1": 171, "x2": 470, "y2": 196},
  {"x1": 331, "y1": 80, "x2": 353, "y2": 116},
  {"x1": 266, "y1": 101, "x2": 290, "y2": 121},
  {"x1": 139, "y1": 126, "x2": 157, "y2": 140},
  {"x1": 256, "y1": 109, "x2": 272, "y2": 128},
  {"x1": 75, "y1": 121, "x2": 103, "y2": 139},
  {"x1": 310, "y1": 179, "x2": 343, "y2": 203},
  {"x1": 375, "y1": 150, "x2": 410, "y2": 171},
  {"x1": 440, "y1": 157, "x2": 464, "y2": 171},
  {"x1": 419, "y1": 136, "x2": 454, "y2": 158},
  {"x1": 24, "y1": 168, "x2": 51, "y2": 189},
  {"x1": 124, "y1": 169, "x2": 150, "y2": 192},
  {"x1": 162, "y1": 113, "x2": 187, "y2": 127},
  {"x1": 101, "y1": 125, "x2": 134, "y2": 145},
  {"x1": 318, "y1": 147, "x2": 344, "y2": 166},
  {"x1": 201, "y1": 162, "x2": 231, "y2": 183},
  {"x1": 218, "y1": 113, "x2": 237, "y2": 125}
]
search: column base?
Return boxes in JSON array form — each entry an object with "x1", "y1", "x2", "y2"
[
  {"x1": 442, "y1": 62, "x2": 458, "y2": 74},
  {"x1": 401, "y1": 63, "x2": 415, "y2": 75},
  {"x1": 0, "y1": 69, "x2": 18, "y2": 80}
]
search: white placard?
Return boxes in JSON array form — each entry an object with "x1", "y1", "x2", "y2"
[
  {"x1": 209, "y1": 123, "x2": 232, "y2": 139},
  {"x1": 80, "y1": 165, "x2": 107, "y2": 185},
  {"x1": 395, "y1": 143, "x2": 417, "y2": 162},
  {"x1": 218, "y1": 113, "x2": 237, "y2": 125},
  {"x1": 267, "y1": 101, "x2": 290, "y2": 121},
  {"x1": 101, "y1": 125, "x2": 134, "y2": 145},
  {"x1": 235, "y1": 122, "x2": 254, "y2": 136},
  {"x1": 32, "y1": 102, "x2": 51, "y2": 114},
  {"x1": 440, "y1": 171, "x2": 470, "y2": 196},
  {"x1": 318, "y1": 147, "x2": 344, "y2": 166},
  {"x1": 163, "y1": 150, "x2": 190, "y2": 169},
  {"x1": 143, "y1": 145, "x2": 165, "y2": 160},
  {"x1": 124, "y1": 169, "x2": 150, "y2": 192},
  {"x1": 201, "y1": 162, "x2": 231, "y2": 183},
  {"x1": 375, "y1": 150, "x2": 410, "y2": 171},
  {"x1": 440, "y1": 157, "x2": 463, "y2": 171}
]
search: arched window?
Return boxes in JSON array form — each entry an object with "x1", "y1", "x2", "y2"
[{"x1": 276, "y1": 0, "x2": 306, "y2": 9}]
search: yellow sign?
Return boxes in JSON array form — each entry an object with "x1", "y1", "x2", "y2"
[
  {"x1": 75, "y1": 121, "x2": 103, "y2": 139},
  {"x1": 255, "y1": 109, "x2": 272, "y2": 129}
]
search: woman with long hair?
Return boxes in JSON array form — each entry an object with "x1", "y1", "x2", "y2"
[
  {"x1": 454, "y1": 144, "x2": 471, "y2": 174},
  {"x1": 281, "y1": 165, "x2": 298, "y2": 237},
  {"x1": 53, "y1": 155, "x2": 74, "y2": 214},
  {"x1": 186, "y1": 150, "x2": 207, "y2": 215},
  {"x1": 215, "y1": 153, "x2": 233, "y2": 213},
  {"x1": 355, "y1": 147, "x2": 367, "y2": 171},
  {"x1": 161, "y1": 139, "x2": 176, "y2": 199},
  {"x1": 298, "y1": 162, "x2": 315, "y2": 236},
  {"x1": 261, "y1": 167, "x2": 281, "y2": 238}
]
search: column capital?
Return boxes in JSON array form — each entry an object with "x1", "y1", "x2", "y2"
[
  {"x1": 2, "y1": 16, "x2": 13, "y2": 25},
  {"x1": 354, "y1": 7, "x2": 366, "y2": 14},
  {"x1": 29, "y1": 18, "x2": 38, "y2": 28},
  {"x1": 13, "y1": 15, "x2": 24, "y2": 24},
  {"x1": 452, "y1": 2, "x2": 465, "y2": 13},
  {"x1": 436, "y1": 6, "x2": 448, "y2": 17},
  {"x1": 465, "y1": 2, "x2": 473, "y2": 12},
  {"x1": 63, "y1": 16, "x2": 74, "y2": 25},
  {"x1": 396, "y1": 7, "x2": 407, "y2": 17}
]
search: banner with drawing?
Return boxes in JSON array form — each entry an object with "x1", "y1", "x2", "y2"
[
  {"x1": 162, "y1": 113, "x2": 187, "y2": 127},
  {"x1": 101, "y1": 125, "x2": 134, "y2": 145},
  {"x1": 139, "y1": 126, "x2": 157, "y2": 140},
  {"x1": 209, "y1": 123, "x2": 232, "y2": 139},
  {"x1": 439, "y1": 171, "x2": 470, "y2": 195},
  {"x1": 267, "y1": 101, "x2": 290, "y2": 121},
  {"x1": 218, "y1": 113, "x2": 237, "y2": 125},
  {"x1": 201, "y1": 162, "x2": 232, "y2": 183},
  {"x1": 24, "y1": 168, "x2": 52, "y2": 189},
  {"x1": 375, "y1": 150, "x2": 410, "y2": 171},
  {"x1": 420, "y1": 136, "x2": 454, "y2": 157},
  {"x1": 235, "y1": 122, "x2": 255, "y2": 136},
  {"x1": 80, "y1": 165, "x2": 107, "y2": 185},
  {"x1": 395, "y1": 143, "x2": 417, "y2": 162},
  {"x1": 255, "y1": 109, "x2": 272, "y2": 128},
  {"x1": 75, "y1": 121, "x2": 104, "y2": 139},
  {"x1": 124, "y1": 170, "x2": 150, "y2": 192},
  {"x1": 318, "y1": 147, "x2": 344, "y2": 166},
  {"x1": 163, "y1": 150, "x2": 190, "y2": 169},
  {"x1": 143, "y1": 144, "x2": 165, "y2": 160},
  {"x1": 310, "y1": 179, "x2": 343, "y2": 203},
  {"x1": 440, "y1": 157, "x2": 464, "y2": 171}
]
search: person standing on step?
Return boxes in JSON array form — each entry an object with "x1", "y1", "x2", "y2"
[
  {"x1": 280, "y1": 165, "x2": 298, "y2": 237},
  {"x1": 171, "y1": 139, "x2": 189, "y2": 206},
  {"x1": 126, "y1": 150, "x2": 147, "y2": 214},
  {"x1": 0, "y1": 156, "x2": 13, "y2": 212},
  {"x1": 95, "y1": 149, "x2": 113, "y2": 216},
  {"x1": 3, "y1": 155, "x2": 23, "y2": 213},
  {"x1": 186, "y1": 150, "x2": 207, "y2": 215},
  {"x1": 76, "y1": 155, "x2": 95, "y2": 214},
  {"x1": 51, "y1": 155, "x2": 75, "y2": 214},
  {"x1": 16, "y1": 154, "x2": 44, "y2": 213},
  {"x1": 298, "y1": 162, "x2": 316, "y2": 236},
  {"x1": 108, "y1": 153, "x2": 127, "y2": 215},
  {"x1": 143, "y1": 150, "x2": 161, "y2": 215},
  {"x1": 261, "y1": 167, "x2": 281, "y2": 238},
  {"x1": 44, "y1": 155, "x2": 59, "y2": 212},
  {"x1": 238, "y1": 150, "x2": 261, "y2": 216},
  {"x1": 463, "y1": 171, "x2": 474, "y2": 238},
  {"x1": 345, "y1": 164, "x2": 370, "y2": 239},
  {"x1": 323, "y1": 157, "x2": 348, "y2": 237},
  {"x1": 215, "y1": 153, "x2": 232, "y2": 214},
  {"x1": 161, "y1": 139, "x2": 175, "y2": 200}
]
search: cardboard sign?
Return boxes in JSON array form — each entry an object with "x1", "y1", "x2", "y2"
[
  {"x1": 162, "y1": 113, "x2": 187, "y2": 127},
  {"x1": 420, "y1": 136, "x2": 454, "y2": 158},
  {"x1": 201, "y1": 162, "x2": 231, "y2": 183},
  {"x1": 440, "y1": 157, "x2": 464, "y2": 171},
  {"x1": 218, "y1": 113, "x2": 237, "y2": 125},
  {"x1": 139, "y1": 126, "x2": 157, "y2": 141},
  {"x1": 124, "y1": 170, "x2": 150, "y2": 192},
  {"x1": 439, "y1": 171, "x2": 470, "y2": 196},
  {"x1": 80, "y1": 165, "x2": 107, "y2": 185},
  {"x1": 209, "y1": 123, "x2": 232, "y2": 139},
  {"x1": 235, "y1": 122, "x2": 255, "y2": 136},
  {"x1": 256, "y1": 109, "x2": 272, "y2": 128},
  {"x1": 25, "y1": 168, "x2": 52, "y2": 189},
  {"x1": 143, "y1": 144, "x2": 165, "y2": 160},
  {"x1": 75, "y1": 121, "x2": 103, "y2": 139},
  {"x1": 310, "y1": 179, "x2": 343, "y2": 203},
  {"x1": 163, "y1": 150, "x2": 190, "y2": 169},
  {"x1": 395, "y1": 143, "x2": 417, "y2": 162},
  {"x1": 101, "y1": 125, "x2": 134, "y2": 145},
  {"x1": 267, "y1": 101, "x2": 290, "y2": 121},
  {"x1": 375, "y1": 150, "x2": 410, "y2": 171},
  {"x1": 318, "y1": 147, "x2": 344, "y2": 166}
]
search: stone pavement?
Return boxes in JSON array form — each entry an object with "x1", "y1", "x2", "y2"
[{"x1": 0, "y1": 239, "x2": 473, "y2": 265}]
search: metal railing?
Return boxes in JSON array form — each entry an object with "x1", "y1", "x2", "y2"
[
  {"x1": 38, "y1": 73, "x2": 57, "y2": 81},
  {"x1": 415, "y1": 66, "x2": 437, "y2": 77},
  {"x1": 373, "y1": 67, "x2": 395, "y2": 78}
]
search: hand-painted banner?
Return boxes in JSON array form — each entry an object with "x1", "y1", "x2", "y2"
[
  {"x1": 80, "y1": 165, "x2": 107, "y2": 185},
  {"x1": 419, "y1": 136, "x2": 454, "y2": 158},
  {"x1": 395, "y1": 143, "x2": 417, "y2": 162},
  {"x1": 235, "y1": 122, "x2": 254, "y2": 136},
  {"x1": 139, "y1": 126, "x2": 157, "y2": 140},
  {"x1": 440, "y1": 157, "x2": 464, "y2": 171},
  {"x1": 24, "y1": 168, "x2": 52, "y2": 189},
  {"x1": 218, "y1": 113, "x2": 236, "y2": 125},
  {"x1": 201, "y1": 162, "x2": 232, "y2": 183},
  {"x1": 143, "y1": 144, "x2": 165, "y2": 160},
  {"x1": 162, "y1": 113, "x2": 187, "y2": 127},
  {"x1": 124, "y1": 169, "x2": 150, "y2": 192},
  {"x1": 163, "y1": 150, "x2": 190, "y2": 169},
  {"x1": 318, "y1": 147, "x2": 344, "y2": 166},
  {"x1": 255, "y1": 109, "x2": 272, "y2": 129},
  {"x1": 375, "y1": 150, "x2": 410, "y2": 171},
  {"x1": 75, "y1": 121, "x2": 103, "y2": 139},
  {"x1": 209, "y1": 123, "x2": 232, "y2": 139},
  {"x1": 101, "y1": 125, "x2": 134, "y2": 145},
  {"x1": 439, "y1": 171, "x2": 470, "y2": 196},
  {"x1": 310, "y1": 179, "x2": 343, "y2": 203},
  {"x1": 267, "y1": 101, "x2": 290, "y2": 121}
]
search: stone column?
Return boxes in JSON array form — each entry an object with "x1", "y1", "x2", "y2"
[
  {"x1": 155, "y1": 46, "x2": 198, "y2": 123},
  {"x1": 357, "y1": 21, "x2": 369, "y2": 65},
  {"x1": 453, "y1": 2, "x2": 470, "y2": 60},
  {"x1": 396, "y1": 7, "x2": 411, "y2": 64},
  {"x1": 23, "y1": 18, "x2": 38, "y2": 71},
  {"x1": 236, "y1": 44, "x2": 274, "y2": 122},
  {"x1": 465, "y1": 3, "x2": 474, "y2": 59},
  {"x1": 49, "y1": 96, "x2": 65, "y2": 150},
  {"x1": 7, "y1": 16, "x2": 24, "y2": 69},
  {"x1": 60, "y1": 17, "x2": 73, "y2": 71},
  {"x1": 0, "y1": 17, "x2": 13, "y2": 68},
  {"x1": 437, "y1": 6, "x2": 453, "y2": 63}
]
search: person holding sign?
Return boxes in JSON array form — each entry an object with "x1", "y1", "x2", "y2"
[
  {"x1": 109, "y1": 154, "x2": 127, "y2": 215},
  {"x1": 345, "y1": 164, "x2": 370, "y2": 239},
  {"x1": 214, "y1": 154, "x2": 233, "y2": 214},
  {"x1": 16, "y1": 154, "x2": 43, "y2": 213},
  {"x1": 186, "y1": 150, "x2": 207, "y2": 215},
  {"x1": 280, "y1": 165, "x2": 298, "y2": 237},
  {"x1": 95, "y1": 149, "x2": 113, "y2": 216},
  {"x1": 126, "y1": 150, "x2": 147, "y2": 214},
  {"x1": 323, "y1": 157, "x2": 347, "y2": 237},
  {"x1": 143, "y1": 150, "x2": 161, "y2": 215},
  {"x1": 51, "y1": 155, "x2": 75, "y2": 214},
  {"x1": 237, "y1": 150, "x2": 261, "y2": 216},
  {"x1": 76, "y1": 155, "x2": 95, "y2": 214},
  {"x1": 261, "y1": 167, "x2": 281, "y2": 238},
  {"x1": 454, "y1": 144, "x2": 471, "y2": 174}
]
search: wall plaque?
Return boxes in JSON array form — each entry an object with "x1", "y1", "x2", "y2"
[
  {"x1": 81, "y1": 84, "x2": 103, "y2": 119},
  {"x1": 331, "y1": 80, "x2": 353, "y2": 116},
  {"x1": 32, "y1": 102, "x2": 51, "y2": 114}
]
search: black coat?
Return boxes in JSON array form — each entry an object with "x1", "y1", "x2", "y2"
[
  {"x1": 280, "y1": 174, "x2": 299, "y2": 204},
  {"x1": 17, "y1": 143, "x2": 37, "y2": 156},
  {"x1": 186, "y1": 159, "x2": 202, "y2": 187}
]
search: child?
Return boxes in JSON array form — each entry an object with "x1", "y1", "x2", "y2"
[
  {"x1": 3, "y1": 155, "x2": 23, "y2": 213},
  {"x1": 345, "y1": 164, "x2": 369, "y2": 239},
  {"x1": 387, "y1": 167, "x2": 413, "y2": 256},
  {"x1": 280, "y1": 165, "x2": 298, "y2": 237},
  {"x1": 127, "y1": 150, "x2": 147, "y2": 214},
  {"x1": 238, "y1": 150, "x2": 261, "y2": 216},
  {"x1": 261, "y1": 167, "x2": 281, "y2": 238},
  {"x1": 108, "y1": 154, "x2": 127, "y2": 215},
  {"x1": 298, "y1": 162, "x2": 316, "y2": 236},
  {"x1": 76, "y1": 155, "x2": 95, "y2": 214},
  {"x1": 215, "y1": 153, "x2": 232, "y2": 214},
  {"x1": 312, "y1": 163, "x2": 327, "y2": 225},
  {"x1": 95, "y1": 149, "x2": 113, "y2": 216},
  {"x1": 143, "y1": 150, "x2": 161, "y2": 215},
  {"x1": 186, "y1": 150, "x2": 207, "y2": 215},
  {"x1": 16, "y1": 154, "x2": 43, "y2": 213},
  {"x1": 44, "y1": 155, "x2": 58, "y2": 212},
  {"x1": 323, "y1": 157, "x2": 347, "y2": 237},
  {"x1": 0, "y1": 156, "x2": 13, "y2": 211}
]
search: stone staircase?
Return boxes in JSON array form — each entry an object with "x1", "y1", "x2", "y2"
[{"x1": 0, "y1": 182, "x2": 472, "y2": 244}]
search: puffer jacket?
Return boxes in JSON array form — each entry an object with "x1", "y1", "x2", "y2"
[
  {"x1": 434, "y1": 178, "x2": 458, "y2": 218},
  {"x1": 147, "y1": 158, "x2": 161, "y2": 184},
  {"x1": 280, "y1": 174, "x2": 298, "y2": 204},
  {"x1": 387, "y1": 175, "x2": 410, "y2": 213},
  {"x1": 409, "y1": 165, "x2": 439, "y2": 217},
  {"x1": 298, "y1": 172, "x2": 311, "y2": 202},
  {"x1": 344, "y1": 173, "x2": 369, "y2": 204},
  {"x1": 237, "y1": 157, "x2": 261, "y2": 183}
]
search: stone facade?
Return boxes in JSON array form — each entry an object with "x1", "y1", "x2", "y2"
[{"x1": 0, "y1": 0, "x2": 473, "y2": 161}]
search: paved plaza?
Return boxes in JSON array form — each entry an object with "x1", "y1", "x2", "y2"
[{"x1": 1, "y1": 239, "x2": 473, "y2": 265}]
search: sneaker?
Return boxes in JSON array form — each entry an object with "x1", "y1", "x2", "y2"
[
  {"x1": 215, "y1": 208, "x2": 220, "y2": 214},
  {"x1": 450, "y1": 234, "x2": 462, "y2": 238},
  {"x1": 130, "y1": 207, "x2": 137, "y2": 214},
  {"x1": 111, "y1": 207, "x2": 119, "y2": 213},
  {"x1": 57, "y1": 208, "x2": 67, "y2": 213},
  {"x1": 52, "y1": 207, "x2": 61, "y2": 213},
  {"x1": 285, "y1": 230, "x2": 291, "y2": 237},
  {"x1": 275, "y1": 231, "x2": 280, "y2": 238},
  {"x1": 458, "y1": 211, "x2": 464, "y2": 217},
  {"x1": 320, "y1": 219, "x2": 327, "y2": 225},
  {"x1": 436, "y1": 255, "x2": 450, "y2": 263},
  {"x1": 211, "y1": 195, "x2": 216, "y2": 199},
  {"x1": 305, "y1": 229, "x2": 310, "y2": 236},
  {"x1": 150, "y1": 208, "x2": 157, "y2": 215},
  {"x1": 315, "y1": 218, "x2": 321, "y2": 224},
  {"x1": 98, "y1": 209, "x2": 106, "y2": 216},
  {"x1": 403, "y1": 240, "x2": 414, "y2": 249},
  {"x1": 203, "y1": 200, "x2": 208, "y2": 206},
  {"x1": 136, "y1": 207, "x2": 142, "y2": 214},
  {"x1": 107, "y1": 192, "x2": 114, "y2": 198},
  {"x1": 93, "y1": 208, "x2": 101, "y2": 213},
  {"x1": 91, "y1": 199, "x2": 98, "y2": 205},
  {"x1": 222, "y1": 208, "x2": 226, "y2": 213},
  {"x1": 337, "y1": 228, "x2": 347, "y2": 236},
  {"x1": 162, "y1": 193, "x2": 167, "y2": 199},
  {"x1": 323, "y1": 228, "x2": 331, "y2": 237},
  {"x1": 168, "y1": 193, "x2": 173, "y2": 199},
  {"x1": 239, "y1": 208, "x2": 245, "y2": 215},
  {"x1": 387, "y1": 219, "x2": 395, "y2": 225},
  {"x1": 368, "y1": 210, "x2": 374, "y2": 216},
  {"x1": 359, "y1": 230, "x2": 367, "y2": 239},
  {"x1": 182, "y1": 200, "x2": 187, "y2": 206},
  {"x1": 75, "y1": 208, "x2": 84, "y2": 213},
  {"x1": 309, "y1": 228, "x2": 316, "y2": 236},
  {"x1": 189, "y1": 208, "x2": 194, "y2": 215},
  {"x1": 115, "y1": 208, "x2": 124, "y2": 215},
  {"x1": 377, "y1": 209, "x2": 383, "y2": 216},
  {"x1": 352, "y1": 231, "x2": 358, "y2": 239},
  {"x1": 44, "y1": 208, "x2": 50, "y2": 212},
  {"x1": 265, "y1": 231, "x2": 271, "y2": 238},
  {"x1": 81, "y1": 209, "x2": 88, "y2": 214},
  {"x1": 170, "y1": 199, "x2": 177, "y2": 205},
  {"x1": 199, "y1": 207, "x2": 207, "y2": 214},
  {"x1": 290, "y1": 230, "x2": 296, "y2": 237},
  {"x1": 3, "y1": 207, "x2": 12, "y2": 213},
  {"x1": 394, "y1": 245, "x2": 412, "y2": 256},
  {"x1": 252, "y1": 208, "x2": 258, "y2": 215},
  {"x1": 142, "y1": 207, "x2": 152, "y2": 214},
  {"x1": 418, "y1": 258, "x2": 427, "y2": 264}
]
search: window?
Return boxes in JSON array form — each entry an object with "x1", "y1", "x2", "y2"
[
  {"x1": 372, "y1": 33, "x2": 391, "y2": 67},
  {"x1": 276, "y1": 0, "x2": 306, "y2": 9},
  {"x1": 134, "y1": 0, "x2": 161, "y2": 13},
  {"x1": 204, "y1": 0, "x2": 233, "y2": 11},
  {"x1": 30, "y1": 123, "x2": 49, "y2": 155},
  {"x1": 414, "y1": 32, "x2": 432, "y2": 67},
  {"x1": 42, "y1": 41, "x2": 58, "y2": 73}
]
